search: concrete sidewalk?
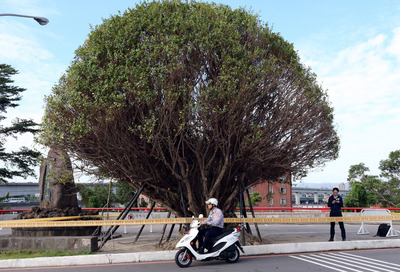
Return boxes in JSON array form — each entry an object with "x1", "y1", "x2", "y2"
[{"x1": 1, "y1": 223, "x2": 400, "y2": 268}]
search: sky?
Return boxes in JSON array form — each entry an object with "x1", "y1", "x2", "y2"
[{"x1": 1, "y1": 0, "x2": 400, "y2": 186}]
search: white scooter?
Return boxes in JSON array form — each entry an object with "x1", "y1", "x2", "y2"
[{"x1": 175, "y1": 214, "x2": 245, "y2": 268}]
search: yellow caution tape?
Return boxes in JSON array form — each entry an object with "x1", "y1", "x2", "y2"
[
  {"x1": 231, "y1": 215, "x2": 400, "y2": 224},
  {"x1": 11, "y1": 216, "x2": 84, "y2": 221},
  {"x1": 4, "y1": 214, "x2": 120, "y2": 222},
  {"x1": 0, "y1": 214, "x2": 400, "y2": 228}
]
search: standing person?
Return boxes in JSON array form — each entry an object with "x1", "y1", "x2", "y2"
[
  {"x1": 197, "y1": 198, "x2": 224, "y2": 254},
  {"x1": 328, "y1": 187, "x2": 346, "y2": 241}
]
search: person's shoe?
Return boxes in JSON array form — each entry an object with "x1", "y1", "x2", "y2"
[
  {"x1": 328, "y1": 238, "x2": 334, "y2": 242},
  {"x1": 342, "y1": 238, "x2": 346, "y2": 241},
  {"x1": 198, "y1": 247, "x2": 204, "y2": 254}
]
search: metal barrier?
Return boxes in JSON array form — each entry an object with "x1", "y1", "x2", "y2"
[{"x1": 357, "y1": 208, "x2": 399, "y2": 237}]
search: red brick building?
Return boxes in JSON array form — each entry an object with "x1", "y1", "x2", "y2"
[{"x1": 248, "y1": 175, "x2": 292, "y2": 210}]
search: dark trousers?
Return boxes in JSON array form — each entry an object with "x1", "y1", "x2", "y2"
[
  {"x1": 330, "y1": 221, "x2": 346, "y2": 240},
  {"x1": 198, "y1": 227, "x2": 223, "y2": 250}
]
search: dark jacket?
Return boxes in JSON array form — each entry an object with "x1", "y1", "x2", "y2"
[{"x1": 328, "y1": 194, "x2": 343, "y2": 216}]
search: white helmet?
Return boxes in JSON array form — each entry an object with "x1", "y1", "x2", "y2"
[{"x1": 205, "y1": 198, "x2": 218, "y2": 206}]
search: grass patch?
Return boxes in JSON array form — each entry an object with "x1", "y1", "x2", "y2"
[{"x1": 0, "y1": 249, "x2": 93, "y2": 260}]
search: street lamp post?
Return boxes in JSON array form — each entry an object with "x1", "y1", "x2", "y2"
[{"x1": 0, "y1": 13, "x2": 49, "y2": 25}]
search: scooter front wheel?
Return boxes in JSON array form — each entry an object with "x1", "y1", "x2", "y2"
[
  {"x1": 226, "y1": 247, "x2": 240, "y2": 263},
  {"x1": 175, "y1": 248, "x2": 193, "y2": 268}
]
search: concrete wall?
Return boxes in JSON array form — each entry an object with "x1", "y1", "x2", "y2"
[{"x1": 0, "y1": 236, "x2": 98, "y2": 252}]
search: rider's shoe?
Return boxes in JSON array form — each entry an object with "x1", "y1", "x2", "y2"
[{"x1": 198, "y1": 247, "x2": 204, "y2": 254}]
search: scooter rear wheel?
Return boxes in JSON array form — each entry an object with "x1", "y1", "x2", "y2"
[
  {"x1": 226, "y1": 247, "x2": 240, "y2": 263},
  {"x1": 175, "y1": 248, "x2": 193, "y2": 268}
]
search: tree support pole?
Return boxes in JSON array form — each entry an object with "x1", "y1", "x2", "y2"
[
  {"x1": 166, "y1": 222, "x2": 176, "y2": 242},
  {"x1": 246, "y1": 188, "x2": 262, "y2": 242},
  {"x1": 241, "y1": 191, "x2": 252, "y2": 235},
  {"x1": 99, "y1": 183, "x2": 146, "y2": 249},
  {"x1": 238, "y1": 178, "x2": 245, "y2": 245},
  {"x1": 159, "y1": 211, "x2": 171, "y2": 246},
  {"x1": 178, "y1": 180, "x2": 190, "y2": 229},
  {"x1": 134, "y1": 200, "x2": 156, "y2": 243}
]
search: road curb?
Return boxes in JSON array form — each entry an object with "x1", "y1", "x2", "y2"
[{"x1": 1, "y1": 239, "x2": 399, "y2": 268}]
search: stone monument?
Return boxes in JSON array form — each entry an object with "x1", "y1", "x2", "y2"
[
  {"x1": 12, "y1": 147, "x2": 100, "y2": 246},
  {"x1": 38, "y1": 147, "x2": 78, "y2": 210}
]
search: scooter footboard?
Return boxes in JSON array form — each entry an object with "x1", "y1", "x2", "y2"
[{"x1": 209, "y1": 241, "x2": 227, "y2": 252}]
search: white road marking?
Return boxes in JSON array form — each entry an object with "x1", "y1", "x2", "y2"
[{"x1": 290, "y1": 252, "x2": 400, "y2": 272}]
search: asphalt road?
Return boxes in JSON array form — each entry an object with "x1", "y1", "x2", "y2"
[{"x1": 2, "y1": 248, "x2": 399, "y2": 272}]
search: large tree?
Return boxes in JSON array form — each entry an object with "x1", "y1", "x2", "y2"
[
  {"x1": 40, "y1": 1, "x2": 339, "y2": 216},
  {"x1": 0, "y1": 64, "x2": 40, "y2": 183}
]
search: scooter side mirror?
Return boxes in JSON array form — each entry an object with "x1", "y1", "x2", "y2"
[{"x1": 199, "y1": 214, "x2": 204, "y2": 219}]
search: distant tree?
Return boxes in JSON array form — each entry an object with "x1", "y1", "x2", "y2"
[
  {"x1": 77, "y1": 184, "x2": 115, "y2": 208},
  {"x1": 0, "y1": 193, "x2": 10, "y2": 203},
  {"x1": 344, "y1": 181, "x2": 374, "y2": 207},
  {"x1": 347, "y1": 163, "x2": 370, "y2": 183},
  {"x1": 0, "y1": 64, "x2": 40, "y2": 183},
  {"x1": 379, "y1": 150, "x2": 400, "y2": 180},
  {"x1": 347, "y1": 151, "x2": 400, "y2": 207},
  {"x1": 39, "y1": 1, "x2": 339, "y2": 216},
  {"x1": 376, "y1": 150, "x2": 400, "y2": 207},
  {"x1": 248, "y1": 191, "x2": 262, "y2": 207},
  {"x1": 115, "y1": 180, "x2": 136, "y2": 206}
]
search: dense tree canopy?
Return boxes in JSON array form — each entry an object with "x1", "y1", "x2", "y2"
[
  {"x1": 0, "y1": 64, "x2": 40, "y2": 183},
  {"x1": 346, "y1": 151, "x2": 400, "y2": 208},
  {"x1": 40, "y1": 1, "x2": 339, "y2": 216},
  {"x1": 344, "y1": 180, "x2": 374, "y2": 208}
]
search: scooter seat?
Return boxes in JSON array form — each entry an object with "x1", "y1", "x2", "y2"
[{"x1": 210, "y1": 229, "x2": 234, "y2": 245}]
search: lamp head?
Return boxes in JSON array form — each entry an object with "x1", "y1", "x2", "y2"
[{"x1": 34, "y1": 16, "x2": 49, "y2": 25}]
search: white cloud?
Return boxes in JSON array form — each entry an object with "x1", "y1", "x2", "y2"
[
  {"x1": 300, "y1": 26, "x2": 400, "y2": 184},
  {"x1": 387, "y1": 27, "x2": 400, "y2": 61},
  {"x1": 0, "y1": 21, "x2": 53, "y2": 63},
  {"x1": 0, "y1": 13, "x2": 66, "y2": 117}
]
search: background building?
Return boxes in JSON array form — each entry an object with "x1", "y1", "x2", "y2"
[
  {"x1": 292, "y1": 187, "x2": 349, "y2": 206},
  {"x1": 249, "y1": 175, "x2": 293, "y2": 211},
  {"x1": 248, "y1": 179, "x2": 349, "y2": 209}
]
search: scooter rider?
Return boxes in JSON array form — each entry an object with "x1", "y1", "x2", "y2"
[{"x1": 197, "y1": 198, "x2": 224, "y2": 254}]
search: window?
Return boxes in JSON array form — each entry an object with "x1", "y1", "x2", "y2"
[
  {"x1": 279, "y1": 176, "x2": 286, "y2": 183},
  {"x1": 269, "y1": 187, "x2": 273, "y2": 193},
  {"x1": 280, "y1": 187, "x2": 286, "y2": 194},
  {"x1": 248, "y1": 187, "x2": 253, "y2": 194},
  {"x1": 270, "y1": 198, "x2": 273, "y2": 206},
  {"x1": 280, "y1": 198, "x2": 287, "y2": 205}
]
